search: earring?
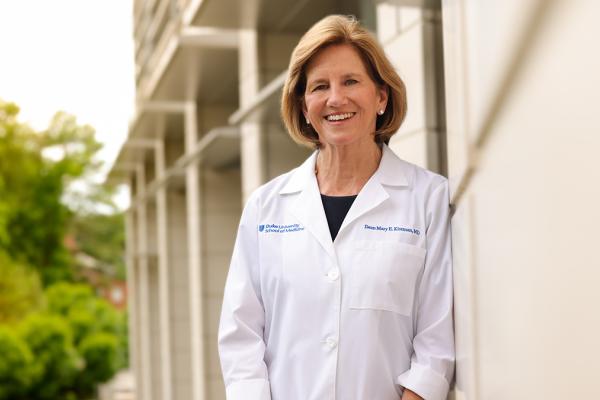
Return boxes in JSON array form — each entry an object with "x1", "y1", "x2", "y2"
[
  {"x1": 306, "y1": 118, "x2": 311, "y2": 125},
  {"x1": 377, "y1": 109, "x2": 384, "y2": 115}
]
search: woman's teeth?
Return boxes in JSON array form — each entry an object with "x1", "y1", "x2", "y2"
[{"x1": 326, "y1": 113, "x2": 354, "y2": 121}]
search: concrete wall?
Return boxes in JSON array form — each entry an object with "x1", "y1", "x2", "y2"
[{"x1": 443, "y1": 0, "x2": 600, "y2": 398}]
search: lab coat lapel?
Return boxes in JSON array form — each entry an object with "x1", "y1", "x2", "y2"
[
  {"x1": 338, "y1": 175, "x2": 389, "y2": 236},
  {"x1": 338, "y1": 145, "x2": 410, "y2": 236},
  {"x1": 280, "y1": 152, "x2": 337, "y2": 262}
]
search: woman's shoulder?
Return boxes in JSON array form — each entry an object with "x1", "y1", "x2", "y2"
[
  {"x1": 244, "y1": 153, "x2": 315, "y2": 210},
  {"x1": 383, "y1": 145, "x2": 448, "y2": 193},
  {"x1": 248, "y1": 169, "x2": 298, "y2": 203}
]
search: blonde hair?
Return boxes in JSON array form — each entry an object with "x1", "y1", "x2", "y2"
[{"x1": 281, "y1": 15, "x2": 407, "y2": 148}]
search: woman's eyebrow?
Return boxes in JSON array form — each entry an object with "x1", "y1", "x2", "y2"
[
  {"x1": 307, "y1": 72, "x2": 362, "y2": 85},
  {"x1": 306, "y1": 78, "x2": 328, "y2": 89}
]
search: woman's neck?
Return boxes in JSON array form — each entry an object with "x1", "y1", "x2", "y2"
[{"x1": 316, "y1": 140, "x2": 382, "y2": 196}]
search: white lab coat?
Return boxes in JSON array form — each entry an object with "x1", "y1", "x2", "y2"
[{"x1": 218, "y1": 144, "x2": 455, "y2": 400}]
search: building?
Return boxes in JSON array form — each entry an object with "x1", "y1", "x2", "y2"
[{"x1": 108, "y1": 0, "x2": 600, "y2": 399}]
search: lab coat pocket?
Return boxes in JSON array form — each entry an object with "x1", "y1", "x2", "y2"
[{"x1": 349, "y1": 240, "x2": 426, "y2": 316}]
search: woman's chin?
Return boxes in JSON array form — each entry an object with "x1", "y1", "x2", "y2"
[{"x1": 320, "y1": 134, "x2": 375, "y2": 150}]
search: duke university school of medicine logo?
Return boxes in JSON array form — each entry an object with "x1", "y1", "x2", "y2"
[{"x1": 258, "y1": 223, "x2": 304, "y2": 233}]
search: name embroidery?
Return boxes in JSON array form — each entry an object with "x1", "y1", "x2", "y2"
[{"x1": 364, "y1": 224, "x2": 420, "y2": 235}]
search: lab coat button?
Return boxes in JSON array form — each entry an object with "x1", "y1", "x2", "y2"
[
  {"x1": 327, "y1": 268, "x2": 340, "y2": 281},
  {"x1": 325, "y1": 337, "x2": 337, "y2": 349}
]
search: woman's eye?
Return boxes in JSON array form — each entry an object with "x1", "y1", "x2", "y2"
[
  {"x1": 345, "y1": 79, "x2": 358, "y2": 86},
  {"x1": 312, "y1": 84, "x2": 327, "y2": 92}
]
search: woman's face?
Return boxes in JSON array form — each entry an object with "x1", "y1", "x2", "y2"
[{"x1": 302, "y1": 44, "x2": 388, "y2": 149}]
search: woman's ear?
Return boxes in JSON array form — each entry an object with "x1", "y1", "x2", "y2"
[
  {"x1": 377, "y1": 84, "x2": 389, "y2": 112},
  {"x1": 301, "y1": 99, "x2": 309, "y2": 123}
]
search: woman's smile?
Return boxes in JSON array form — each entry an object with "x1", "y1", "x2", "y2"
[{"x1": 324, "y1": 112, "x2": 356, "y2": 123}]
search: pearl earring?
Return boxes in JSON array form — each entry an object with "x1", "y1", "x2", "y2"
[
  {"x1": 306, "y1": 118, "x2": 311, "y2": 125},
  {"x1": 377, "y1": 109, "x2": 384, "y2": 115}
]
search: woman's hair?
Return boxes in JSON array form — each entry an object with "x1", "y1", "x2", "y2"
[{"x1": 281, "y1": 15, "x2": 407, "y2": 148}]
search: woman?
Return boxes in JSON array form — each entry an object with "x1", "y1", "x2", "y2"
[{"x1": 218, "y1": 15, "x2": 454, "y2": 400}]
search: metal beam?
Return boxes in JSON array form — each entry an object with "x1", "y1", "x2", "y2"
[{"x1": 228, "y1": 70, "x2": 287, "y2": 125}]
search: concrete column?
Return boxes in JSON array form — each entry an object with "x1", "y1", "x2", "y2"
[
  {"x1": 201, "y1": 168, "x2": 242, "y2": 400},
  {"x1": 167, "y1": 188, "x2": 191, "y2": 399},
  {"x1": 185, "y1": 101, "x2": 207, "y2": 400},
  {"x1": 124, "y1": 194, "x2": 140, "y2": 398},
  {"x1": 146, "y1": 202, "x2": 162, "y2": 399},
  {"x1": 238, "y1": 29, "x2": 266, "y2": 201},
  {"x1": 377, "y1": 2, "x2": 446, "y2": 173},
  {"x1": 155, "y1": 133, "x2": 173, "y2": 400},
  {"x1": 135, "y1": 164, "x2": 153, "y2": 400}
]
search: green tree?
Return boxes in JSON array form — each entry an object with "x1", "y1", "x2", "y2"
[
  {"x1": 0, "y1": 99, "x2": 104, "y2": 285},
  {"x1": 0, "y1": 100, "x2": 129, "y2": 397},
  {"x1": 70, "y1": 211, "x2": 126, "y2": 279}
]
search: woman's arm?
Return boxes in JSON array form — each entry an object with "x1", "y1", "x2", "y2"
[
  {"x1": 397, "y1": 179, "x2": 455, "y2": 400},
  {"x1": 218, "y1": 194, "x2": 271, "y2": 400},
  {"x1": 402, "y1": 388, "x2": 425, "y2": 400}
]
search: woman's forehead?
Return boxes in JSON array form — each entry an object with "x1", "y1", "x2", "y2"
[{"x1": 305, "y1": 44, "x2": 369, "y2": 80}]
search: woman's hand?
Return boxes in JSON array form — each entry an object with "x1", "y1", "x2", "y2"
[{"x1": 401, "y1": 388, "x2": 424, "y2": 400}]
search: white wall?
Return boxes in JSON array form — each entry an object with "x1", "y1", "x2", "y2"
[{"x1": 443, "y1": 0, "x2": 600, "y2": 398}]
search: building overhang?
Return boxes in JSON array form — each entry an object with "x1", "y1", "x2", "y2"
[{"x1": 190, "y1": 0, "x2": 362, "y2": 32}]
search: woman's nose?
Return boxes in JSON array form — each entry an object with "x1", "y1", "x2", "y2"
[{"x1": 326, "y1": 84, "x2": 348, "y2": 107}]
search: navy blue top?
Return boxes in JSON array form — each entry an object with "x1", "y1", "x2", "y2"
[{"x1": 320, "y1": 194, "x2": 357, "y2": 241}]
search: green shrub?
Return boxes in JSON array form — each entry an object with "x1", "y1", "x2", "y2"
[
  {"x1": 0, "y1": 326, "x2": 35, "y2": 400},
  {"x1": 45, "y1": 282, "x2": 94, "y2": 317},
  {"x1": 17, "y1": 313, "x2": 81, "y2": 399},
  {"x1": 75, "y1": 332, "x2": 119, "y2": 396}
]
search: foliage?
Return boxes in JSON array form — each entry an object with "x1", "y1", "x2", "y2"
[
  {"x1": 0, "y1": 327, "x2": 35, "y2": 400},
  {"x1": 46, "y1": 283, "x2": 123, "y2": 344},
  {"x1": 45, "y1": 282, "x2": 128, "y2": 370},
  {"x1": 17, "y1": 313, "x2": 82, "y2": 399},
  {"x1": 70, "y1": 211, "x2": 126, "y2": 279},
  {"x1": 0, "y1": 100, "x2": 129, "y2": 398},
  {"x1": 0, "y1": 251, "x2": 43, "y2": 324},
  {"x1": 0, "y1": 283, "x2": 129, "y2": 399},
  {"x1": 47, "y1": 282, "x2": 129, "y2": 397},
  {"x1": 45, "y1": 282, "x2": 96, "y2": 318},
  {"x1": 0, "y1": 100, "x2": 106, "y2": 285},
  {"x1": 76, "y1": 332, "x2": 120, "y2": 395}
]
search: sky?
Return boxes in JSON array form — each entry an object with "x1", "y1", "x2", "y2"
[{"x1": 0, "y1": 0, "x2": 134, "y2": 208}]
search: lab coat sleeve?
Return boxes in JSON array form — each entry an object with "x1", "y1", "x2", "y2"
[
  {"x1": 397, "y1": 179, "x2": 455, "y2": 400},
  {"x1": 218, "y1": 194, "x2": 271, "y2": 400}
]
